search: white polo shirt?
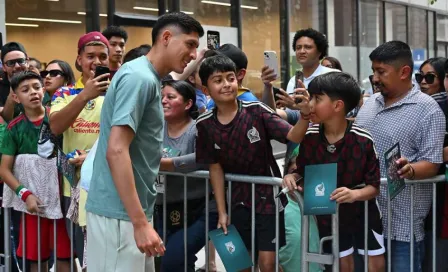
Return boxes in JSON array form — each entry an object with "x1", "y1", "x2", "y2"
[{"x1": 286, "y1": 64, "x2": 339, "y2": 94}]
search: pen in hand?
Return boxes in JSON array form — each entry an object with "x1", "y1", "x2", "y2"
[{"x1": 276, "y1": 176, "x2": 303, "y2": 198}]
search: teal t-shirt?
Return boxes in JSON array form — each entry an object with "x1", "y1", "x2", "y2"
[
  {"x1": 279, "y1": 195, "x2": 322, "y2": 272},
  {"x1": 85, "y1": 56, "x2": 163, "y2": 221}
]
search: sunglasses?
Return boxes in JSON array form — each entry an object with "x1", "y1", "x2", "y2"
[
  {"x1": 4, "y1": 58, "x2": 27, "y2": 68},
  {"x1": 40, "y1": 70, "x2": 65, "y2": 78},
  {"x1": 415, "y1": 73, "x2": 437, "y2": 84}
]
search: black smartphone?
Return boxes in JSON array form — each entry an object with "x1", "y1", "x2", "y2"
[
  {"x1": 95, "y1": 66, "x2": 110, "y2": 82},
  {"x1": 207, "y1": 31, "x2": 220, "y2": 50},
  {"x1": 294, "y1": 70, "x2": 304, "y2": 103},
  {"x1": 273, "y1": 87, "x2": 282, "y2": 102}
]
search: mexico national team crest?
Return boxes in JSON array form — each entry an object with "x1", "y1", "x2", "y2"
[
  {"x1": 84, "y1": 99, "x2": 96, "y2": 110},
  {"x1": 170, "y1": 210, "x2": 181, "y2": 226},
  {"x1": 225, "y1": 241, "x2": 236, "y2": 254},
  {"x1": 247, "y1": 126, "x2": 260, "y2": 143}
]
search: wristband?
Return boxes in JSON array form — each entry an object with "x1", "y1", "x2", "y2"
[
  {"x1": 15, "y1": 185, "x2": 32, "y2": 202},
  {"x1": 21, "y1": 191, "x2": 32, "y2": 202},
  {"x1": 15, "y1": 185, "x2": 25, "y2": 196}
]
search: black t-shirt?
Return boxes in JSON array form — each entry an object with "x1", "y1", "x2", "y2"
[
  {"x1": 294, "y1": 121, "x2": 381, "y2": 231},
  {"x1": 196, "y1": 100, "x2": 292, "y2": 214},
  {"x1": 0, "y1": 78, "x2": 10, "y2": 107}
]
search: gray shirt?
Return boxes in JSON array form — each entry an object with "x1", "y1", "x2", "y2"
[
  {"x1": 356, "y1": 84, "x2": 445, "y2": 242},
  {"x1": 156, "y1": 121, "x2": 213, "y2": 206},
  {"x1": 86, "y1": 56, "x2": 163, "y2": 221}
]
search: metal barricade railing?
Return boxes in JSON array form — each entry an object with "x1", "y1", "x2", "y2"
[
  {"x1": 159, "y1": 170, "x2": 284, "y2": 272},
  {"x1": 293, "y1": 190, "x2": 339, "y2": 272},
  {"x1": 0, "y1": 172, "x2": 445, "y2": 272},
  {"x1": 297, "y1": 174, "x2": 446, "y2": 272}
]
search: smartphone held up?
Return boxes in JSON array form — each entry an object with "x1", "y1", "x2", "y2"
[{"x1": 95, "y1": 66, "x2": 110, "y2": 82}]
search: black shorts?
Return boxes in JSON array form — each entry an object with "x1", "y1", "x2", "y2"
[
  {"x1": 232, "y1": 205, "x2": 286, "y2": 252},
  {"x1": 321, "y1": 200, "x2": 385, "y2": 257}
]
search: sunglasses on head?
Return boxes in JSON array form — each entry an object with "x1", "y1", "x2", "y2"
[
  {"x1": 415, "y1": 73, "x2": 437, "y2": 84},
  {"x1": 4, "y1": 58, "x2": 27, "y2": 68},
  {"x1": 40, "y1": 70, "x2": 65, "y2": 78}
]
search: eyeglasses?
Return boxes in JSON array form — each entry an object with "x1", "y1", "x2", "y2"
[
  {"x1": 4, "y1": 58, "x2": 27, "y2": 68},
  {"x1": 415, "y1": 73, "x2": 437, "y2": 84},
  {"x1": 40, "y1": 70, "x2": 65, "y2": 78}
]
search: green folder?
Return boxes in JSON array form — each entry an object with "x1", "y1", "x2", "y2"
[
  {"x1": 384, "y1": 143, "x2": 405, "y2": 200},
  {"x1": 303, "y1": 163, "x2": 337, "y2": 215},
  {"x1": 208, "y1": 225, "x2": 253, "y2": 272}
]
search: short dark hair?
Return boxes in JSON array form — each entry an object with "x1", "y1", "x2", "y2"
[
  {"x1": 10, "y1": 71, "x2": 43, "y2": 92},
  {"x1": 199, "y1": 55, "x2": 236, "y2": 87},
  {"x1": 163, "y1": 80, "x2": 199, "y2": 119},
  {"x1": 102, "y1": 26, "x2": 128, "y2": 42},
  {"x1": 217, "y1": 44, "x2": 248, "y2": 71},
  {"x1": 29, "y1": 57, "x2": 42, "y2": 70},
  {"x1": 323, "y1": 56, "x2": 343, "y2": 71},
  {"x1": 308, "y1": 72, "x2": 361, "y2": 114},
  {"x1": 47, "y1": 59, "x2": 76, "y2": 86},
  {"x1": 187, "y1": 50, "x2": 219, "y2": 86},
  {"x1": 152, "y1": 12, "x2": 204, "y2": 45},
  {"x1": 123, "y1": 44, "x2": 152, "y2": 64},
  {"x1": 369, "y1": 41, "x2": 414, "y2": 73},
  {"x1": 1, "y1": 42, "x2": 27, "y2": 62},
  {"x1": 292, "y1": 28, "x2": 328, "y2": 60}
]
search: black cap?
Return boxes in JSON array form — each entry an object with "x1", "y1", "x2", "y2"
[
  {"x1": 217, "y1": 43, "x2": 248, "y2": 71},
  {"x1": 1, "y1": 42, "x2": 27, "y2": 62}
]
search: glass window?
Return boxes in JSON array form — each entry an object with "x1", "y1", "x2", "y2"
[
  {"x1": 385, "y1": 3, "x2": 407, "y2": 43},
  {"x1": 437, "y1": 14, "x2": 448, "y2": 43},
  {"x1": 327, "y1": 0, "x2": 358, "y2": 79},
  {"x1": 5, "y1": 0, "x2": 86, "y2": 78},
  {"x1": 408, "y1": 7, "x2": 427, "y2": 73},
  {"x1": 429, "y1": 11, "x2": 435, "y2": 58},
  {"x1": 437, "y1": 43, "x2": 447, "y2": 58},
  {"x1": 242, "y1": 0, "x2": 279, "y2": 95},
  {"x1": 289, "y1": 0, "x2": 325, "y2": 77},
  {"x1": 181, "y1": 0, "x2": 230, "y2": 26},
  {"x1": 359, "y1": 0, "x2": 383, "y2": 90}
]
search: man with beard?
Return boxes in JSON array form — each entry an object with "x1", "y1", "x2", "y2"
[
  {"x1": 356, "y1": 40, "x2": 445, "y2": 272},
  {"x1": 0, "y1": 42, "x2": 29, "y2": 120}
]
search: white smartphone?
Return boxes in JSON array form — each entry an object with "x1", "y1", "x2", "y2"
[{"x1": 264, "y1": 51, "x2": 279, "y2": 79}]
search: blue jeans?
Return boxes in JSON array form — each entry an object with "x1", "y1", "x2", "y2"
[
  {"x1": 155, "y1": 209, "x2": 218, "y2": 272},
  {"x1": 387, "y1": 239, "x2": 425, "y2": 272}
]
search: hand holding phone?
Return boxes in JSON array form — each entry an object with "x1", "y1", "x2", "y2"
[
  {"x1": 95, "y1": 66, "x2": 110, "y2": 82},
  {"x1": 207, "y1": 31, "x2": 220, "y2": 50},
  {"x1": 263, "y1": 51, "x2": 279, "y2": 79}
]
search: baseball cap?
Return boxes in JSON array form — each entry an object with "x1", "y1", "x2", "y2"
[
  {"x1": 75, "y1": 31, "x2": 110, "y2": 72},
  {"x1": 217, "y1": 44, "x2": 248, "y2": 71},
  {"x1": 78, "y1": 31, "x2": 110, "y2": 54},
  {"x1": 1, "y1": 42, "x2": 27, "y2": 62}
]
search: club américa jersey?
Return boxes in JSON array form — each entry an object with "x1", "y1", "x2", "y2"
[
  {"x1": 196, "y1": 100, "x2": 292, "y2": 214},
  {"x1": 294, "y1": 121, "x2": 381, "y2": 231}
]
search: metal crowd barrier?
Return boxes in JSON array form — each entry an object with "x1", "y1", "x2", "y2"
[
  {"x1": 0, "y1": 173, "x2": 445, "y2": 272},
  {"x1": 158, "y1": 170, "x2": 284, "y2": 272},
  {"x1": 297, "y1": 174, "x2": 446, "y2": 272},
  {"x1": 1, "y1": 210, "x2": 76, "y2": 272}
]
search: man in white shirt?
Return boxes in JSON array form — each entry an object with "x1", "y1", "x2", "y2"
[
  {"x1": 261, "y1": 28, "x2": 339, "y2": 119},
  {"x1": 286, "y1": 28, "x2": 339, "y2": 94}
]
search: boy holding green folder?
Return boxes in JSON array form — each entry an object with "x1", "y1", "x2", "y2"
[
  {"x1": 195, "y1": 55, "x2": 307, "y2": 271},
  {"x1": 282, "y1": 72, "x2": 385, "y2": 272}
]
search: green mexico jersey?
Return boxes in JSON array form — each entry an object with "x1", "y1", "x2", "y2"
[{"x1": 1, "y1": 111, "x2": 48, "y2": 156}]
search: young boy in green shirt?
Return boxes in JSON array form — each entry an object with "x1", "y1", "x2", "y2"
[{"x1": 0, "y1": 71, "x2": 71, "y2": 272}]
